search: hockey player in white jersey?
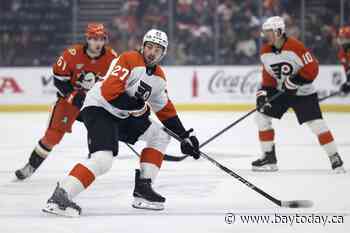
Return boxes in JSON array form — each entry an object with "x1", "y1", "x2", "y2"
[
  {"x1": 42, "y1": 29, "x2": 200, "y2": 217},
  {"x1": 252, "y1": 16, "x2": 345, "y2": 173}
]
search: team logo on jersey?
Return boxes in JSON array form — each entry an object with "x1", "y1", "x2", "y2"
[
  {"x1": 135, "y1": 80, "x2": 152, "y2": 101},
  {"x1": 77, "y1": 71, "x2": 97, "y2": 91},
  {"x1": 270, "y1": 62, "x2": 293, "y2": 79}
]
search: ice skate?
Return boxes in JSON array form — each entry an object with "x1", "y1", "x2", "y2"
[
  {"x1": 329, "y1": 153, "x2": 346, "y2": 174},
  {"x1": 252, "y1": 147, "x2": 278, "y2": 172},
  {"x1": 15, "y1": 163, "x2": 35, "y2": 180},
  {"x1": 132, "y1": 169, "x2": 165, "y2": 211},
  {"x1": 42, "y1": 183, "x2": 81, "y2": 217}
]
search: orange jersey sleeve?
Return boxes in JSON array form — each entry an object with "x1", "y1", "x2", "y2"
[
  {"x1": 101, "y1": 53, "x2": 132, "y2": 102},
  {"x1": 284, "y1": 38, "x2": 319, "y2": 82},
  {"x1": 155, "y1": 97, "x2": 177, "y2": 122}
]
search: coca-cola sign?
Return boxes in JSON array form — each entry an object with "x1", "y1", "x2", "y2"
[{"x1": 208, "y1": 69, "x2": 260, "y2": 95}]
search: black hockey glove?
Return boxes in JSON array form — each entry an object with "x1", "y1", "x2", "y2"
[
  {"x1": 256, "y1": 89, "x2": 272, "y2": 113},
  {"x1": 67, "y1": 91, "x2": 86, "y2": 110},
  {"x1": 282, "y1": 76, "x2": 298, "y2": 95},
  {"x1": 180, "y1": 129, "x2": 200, "y2": 160},
  {"x1": 341, "y1": 81, "x2": 350, "y2": 94},
  {"x1": 340, "y1": 70, "x2": 350, "y2": 94},
  {"x1": 109, "y1": 92, "x2": 146, "y2": 111}
]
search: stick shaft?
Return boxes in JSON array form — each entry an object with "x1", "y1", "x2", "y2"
[
  {"x1": 163, "y1": 127, "x2": 282, "y2": 207},
  {"x1": 200, "y1": 91, "x2": 283, "y2": 148},
  {"x1": 200, "y1": 91, "x2": 340, "y2": 149}
]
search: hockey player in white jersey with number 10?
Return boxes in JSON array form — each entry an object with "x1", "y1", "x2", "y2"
[
  {"x1": 42, "y1": 29, "x2": 201, "y2": 217},
  {"x1": 251, "y1": 16, "x2": 345, "y2": 173}
]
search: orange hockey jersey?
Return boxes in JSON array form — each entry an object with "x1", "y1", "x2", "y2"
[
  {"x1": 260, "y1": 37, "x2": 319, "y2": 95},
  {"x1": 338, "y1": 47, "x2": 350, "y2": 76},
  {"x1": 52, "y1": 44, "x2": 118, "y2": 94}
]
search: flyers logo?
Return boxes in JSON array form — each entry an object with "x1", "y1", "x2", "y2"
[
  {"x1": 135, "y1": 80, "x2": 152, "y2": 101},
  {"x1": 270, "y1": 62, "x2": 293, "y2": 79}
]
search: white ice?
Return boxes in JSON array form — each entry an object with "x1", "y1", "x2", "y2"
[{"x1": 0, "y1": 111, "x2": 349, "y2": 233}]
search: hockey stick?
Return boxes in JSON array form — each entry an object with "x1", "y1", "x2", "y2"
[
  {"x1": 198, "y1": 90, "x2": 341, "y2": 149},
  {"x1": 162, "y1": 91, "x2": 341, "y2": 162},
  {"x1": 200, "y1": 91, "x2": 284, "y2": 148},
  {"x1": 318, "y1": 91, "x2": 341, "y2": 102},
  {"x1": 125, "y1": 143, "x2": 188, "y2": 162},
  {"x1": 163, "y1": 127, "x2": 313, "y2": 208},
  {"x1": 155, "y1": 91, "x2": 284, "y2": 162},
  {"x1": 147, "y1": 91, "x2": 341, "y2": 162}
]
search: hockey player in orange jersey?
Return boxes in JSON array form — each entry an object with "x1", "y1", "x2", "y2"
[
  {"x1": 337, "y1": 26, "x2": 350, "y2": 94},
  {"x1": 251, "y1": 16, "x2": 345, "y2": 173},
  {"x1": 15, "y1": 23, "x2": 118, "y2": 180},
  {"x1": 42, "y1": 29, "x2": 200, "y2": 216}
]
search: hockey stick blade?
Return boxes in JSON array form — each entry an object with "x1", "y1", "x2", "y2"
[{"x1": 280, "y1": 200, "x2": 314, "y2": 208}]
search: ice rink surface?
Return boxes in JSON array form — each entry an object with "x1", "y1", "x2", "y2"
[{"x1": 0, "y1": 111, "x2": 349, "y2": 233}]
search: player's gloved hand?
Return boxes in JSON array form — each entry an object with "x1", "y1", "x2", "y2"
[
  {"x1": 282, "y1": 76, "x2": 298, "y2": 95},
  {"x1": 340, "y1": 81, "x2": 350, "y2": 94},
  {"x1": 180, "y1": 128, "x2": 200, "y2": 159},
  {"x1": 129, "y1": 102, "x2": 151, "y2": 118},
  {"x1": 256, "y1": 89, "x2": 272, "y2": 113},
  {"x1": 67, "y1": 90, "x2": 86, "y2": 109}
]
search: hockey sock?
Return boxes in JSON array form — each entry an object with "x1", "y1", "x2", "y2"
[
  {"x1": 318, "y1": 131, "x2": 337, "y2": 156},
  {"x1": 140, "y1": 148, "x2": 164, "y2": 182},
  {"x1": 307, "y1": 119, "x2": 338, "y2": 156},
  {"x1": 259, "y1": 129, "x2": 275, "y2": 153},
  {"x1": 255, "y1": 112, "x2": 275, "y2": 153},
  {"x1": 60, "y1": 151, "x2": 113, "y2": 199},
  {"x1": 29, "y1": 141, "x2": 52, "y2": 169}
]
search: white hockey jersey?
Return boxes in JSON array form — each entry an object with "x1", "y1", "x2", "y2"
[{"x1": 83, "y1": 51, "x2": 177, "y2": 121}]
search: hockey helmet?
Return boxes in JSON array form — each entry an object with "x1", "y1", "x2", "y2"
[
  {"x1": 261, "y1": 16, "x2": 286, "y2": 38},
  {"x1": 141, "y1": 29, "x2": 168, "y2": 64},
  {"x1": 85, "y1": 23, "x2": 108, "y2": 39}
]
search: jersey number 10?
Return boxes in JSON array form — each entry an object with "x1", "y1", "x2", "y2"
[{"x1": 302, "y1": 52, "x2": 313, "y2": 65}]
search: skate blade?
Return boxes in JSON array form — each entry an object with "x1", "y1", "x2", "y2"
[
  {"x1": 11, "y1": 173, "x2": 29, "y2": 182},
  {"x1": 252, "y1": 164, "x2": 278, "y2": 172},
  {"x1": 42, "y1": 203, "x2": 80, "y2": 217},
  {"x1": 132, "y1": 197, "x2": 164, "y2": 211},
  {"x1": 333, "y1": 166, "x2": 346, "y2": 174}
]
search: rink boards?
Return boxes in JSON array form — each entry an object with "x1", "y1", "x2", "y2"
[{"x1": 0, "y1": 66, "x2": 349, "y2": 112}]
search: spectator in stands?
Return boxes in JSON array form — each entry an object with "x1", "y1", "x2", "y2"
[{"x1": 0, "y1": 0, "x2": 347, "y2": 66}]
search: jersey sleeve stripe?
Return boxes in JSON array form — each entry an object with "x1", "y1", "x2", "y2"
[
  {"x1": 156, "y1": 100, "x2": 177, "y2": 122},
  {"x1": 53, "y1": 74, "x2": 71, "y2": 81}
]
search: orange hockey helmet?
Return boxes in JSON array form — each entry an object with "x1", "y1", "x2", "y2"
[
  {"x1": 339, "y1": 26, "x2": 350, "y2": 38},
  {"x1": 338, "y1": 26, "x2": 350, "y2": 46},
  {"x1": 85, "y1": 23, "x2": 108, "y2": 39}
]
